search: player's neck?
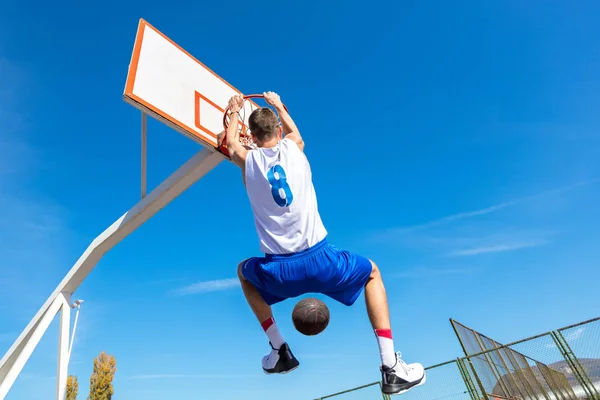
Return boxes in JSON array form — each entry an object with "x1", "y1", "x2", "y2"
[{"x1": 256, "y1": 136, "x2": 280, "y2": 149}]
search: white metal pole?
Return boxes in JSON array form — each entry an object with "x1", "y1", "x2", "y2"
[
  {"x1": 0, "y1": 295, "x2": 64, "y2": 399},
  {"x1": 56, "y1": 293, "x2": 70, "y2": 400},
  {"x1": 0, "y1": 147, "x2": 224, "y2": 397}
]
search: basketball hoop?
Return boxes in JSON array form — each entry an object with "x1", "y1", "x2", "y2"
[{"x1": 219, "y1": 94, "x2": 289, "y2": 155}]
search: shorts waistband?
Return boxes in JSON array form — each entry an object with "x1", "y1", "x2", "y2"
[{"x1": 264, "y1": 237, "x2": 328, "y2": 261}]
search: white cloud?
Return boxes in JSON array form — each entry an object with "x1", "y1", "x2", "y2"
[
  {"x1": 130, "y1": 373, "x2": 257, "y2": 379},
  {"x1": 394, "y1": 267, "x2": 477, "y2": 278},
  {"x1": 382, "y1": 226, "x2": 555, "y2": 259},
  {"x1": 374, "y1": 180, "x2": 599, "y2": 238},
  {"x1": 170, "y1": 277, "x2": 240, "y2": 296},
  {"x1": 390, "y1": 202, "x2": 515, "y2": 234},
  {"x1": 445, "y1": 239, "x2": 549, "y2": 257}
]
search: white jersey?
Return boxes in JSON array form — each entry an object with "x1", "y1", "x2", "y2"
[{"x1": 244, "y1": 138, "x2": 327, "y2": 254}]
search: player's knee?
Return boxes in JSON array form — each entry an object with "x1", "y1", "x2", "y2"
[
  {"x1": 369, "y1": 260, "x2": 381, "y2": 280},
  {"x1": 237, "y1": 260, "x2": 247, "y2": 281}
]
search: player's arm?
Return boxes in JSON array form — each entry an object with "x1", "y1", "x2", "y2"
[
  {"x1": 225, "y1": 95, "x2": 248, "y2": 168},
  {"x1": 264, "y1": 91, "x2": 304, "y2": 152}
]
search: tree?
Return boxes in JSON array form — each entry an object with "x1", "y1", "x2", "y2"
[
  {"x1": 88, "y1": 351, "x2": 116, "y2": 400},
  {"x1": 67, "y1": 375, "x2": 78, "y2": 400}
]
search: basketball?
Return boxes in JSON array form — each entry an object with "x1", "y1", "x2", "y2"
[{"x1": 292, "y1": 298, "x2": 330, "y2": 336}]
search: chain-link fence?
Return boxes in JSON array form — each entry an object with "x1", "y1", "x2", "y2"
[
  {"x1": 556, "y1": 319, "x2": 600, "y2": 399},
  {"x1": 314, "y1": 381, "x2": 389, "y2": 400},
  {"x1": 315, "y1": 317, "x2": 600, "y2": 400},
  {"x1": 452, "y1": 318, "x2": 600, "y2": 400},
  {"x1": 452, "y1": 320, "x2": 579, "y2": 400},
  {"x1": 315, "y1": 360, "x2": 478, "y2": 400}
]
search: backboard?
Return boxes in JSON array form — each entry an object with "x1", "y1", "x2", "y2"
[{"x1": 123, "y1": 19, "x2": 259, "y2": 156}]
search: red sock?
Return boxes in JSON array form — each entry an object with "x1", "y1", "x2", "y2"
[
  {"x1": 261, "y1": 317, "x2": 284, "y2": 348},
  {"x1": 375, "y1": 329, "x2": 396, "y2": 367}
]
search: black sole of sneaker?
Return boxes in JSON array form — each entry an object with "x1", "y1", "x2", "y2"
[
  {"x1": 263, "y1": 363, "x2": 299, "y2": 375},
  {"x1": 382, "y1": 372, "x2": 427, "y2": 395},
  {"x1": 263, "y1": 358, "x2": 300, "y2": 375}
]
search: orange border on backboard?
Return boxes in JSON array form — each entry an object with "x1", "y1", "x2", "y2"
[{"x1": 123, "y1": 19, "x2": 258, "y2": 152}]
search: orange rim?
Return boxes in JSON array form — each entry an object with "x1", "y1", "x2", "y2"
[
  {"x1": 219, "y1": 94, "x2": 289, "y2": 155},
  {"x1": 222, "y1": 94, "x2": 289, "y2": 131}
]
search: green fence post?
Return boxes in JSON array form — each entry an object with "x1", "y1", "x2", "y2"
[
  {"x1": 552, "y1": 330, "x2": 599, "y2": 400},
  {"x1": 457, "y1": 358, "x2": 481, "y2": 400},
  {"x1": 378, "y1": 381, "x2": 391, "y2": 400}
]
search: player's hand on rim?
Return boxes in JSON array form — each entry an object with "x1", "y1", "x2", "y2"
[
  {"x1": 228, "y1": 94, "x2": 244, "y2": 113},
  {"x1": 263, "y1": 91, "x2": 283, "y2": 108}
]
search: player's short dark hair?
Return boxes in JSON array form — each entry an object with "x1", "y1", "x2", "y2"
[{"x1": 249, "y1": 107, "x2": 279, "y2": 142}]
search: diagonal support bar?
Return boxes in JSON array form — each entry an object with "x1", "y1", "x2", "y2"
[
  {"x1": 0, "y1": 293, "x2": 65, "y2": 399},
  {"x1": 68, "y1": 300, "x2": 83, "y2": 362},
  {"x1": 0, "y1": 147, "x2": 224, "y2": 397}
]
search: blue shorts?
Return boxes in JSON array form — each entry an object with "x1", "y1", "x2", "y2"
[{"x1": 241, "y1": 238, "x2": 373, "y2": 306}]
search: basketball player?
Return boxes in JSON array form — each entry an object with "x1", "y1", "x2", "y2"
[{"x1": 223, "y1": 92, "x2": 425, "y2": 395}]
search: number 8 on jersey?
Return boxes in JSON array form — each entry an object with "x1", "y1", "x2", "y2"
[{"x1": 267, "y1": 164, "x2": 294, "y2": 207}]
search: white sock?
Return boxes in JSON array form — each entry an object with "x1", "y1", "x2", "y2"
[
  {"x1": 375, "y1": 329, "x2": 396, "y2": 367},
  {"x1": 261, "y1": 317, "x2": 284, "y2": 349}
]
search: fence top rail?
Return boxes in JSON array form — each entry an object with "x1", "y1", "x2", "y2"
[
  {"x1": 450, "y1": 316, "x2": 600, "y2": 353},
  {"x1": 450, "y1": 317, "x2": 600, "y2": 363},
  {"x1": 426, "y1": 359, "x2": 458, "y2": 370},
  {"x1": 449, "y1": 316, "x2": 600, "y2": 380},
  {"x1": 315, "y1": 381, "x2": 381, "y2": 399},
  {"x1": 451, "y1": 318, "x2": 554, "y2": 352},
  {"x1": 556, "y1": 316, "x2": 600, "y2": 332},
  {"x1": 315, "y1": 316, "x2": 599, "y2": 400}
]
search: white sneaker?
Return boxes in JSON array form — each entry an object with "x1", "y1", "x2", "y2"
[
  {"x1": 262, "y1": 342, "x2": 300, "y2": 374},
  {"x1": 380, "y1": 352, "x2": 426, "y2": 395}
]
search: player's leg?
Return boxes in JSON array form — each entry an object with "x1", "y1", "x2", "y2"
[
  {"x1": 364, "y1": 260, "x2": 393, "y2": 364},
  {"x1": 363, "y1": 260, "x2": 426, "y2": 394},
  {"x1": 363, "y1": 261, "x2": 393, "y2": 362},
  {"x1": 237, "y1": 260, "x2": 273, "y2": 324},
  {"x1": 320, "y1": 249, "x2": 425, "y2": 395},
  {"x1": 237, "y1": 259, "x2": 299, "y2": 374}
]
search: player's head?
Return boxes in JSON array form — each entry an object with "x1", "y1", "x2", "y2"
[{"x1": 249, "y1": 107, "x2": 280, "y2": 145}]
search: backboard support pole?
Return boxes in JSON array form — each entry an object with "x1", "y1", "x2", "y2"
[
  {"x1": 141, "y1": 111, "x2": 147, "y2": 199},
  {"x1": 1, "y1": 17, "x2": 246, "y2": 399},
  {"x1": 0, "y1": 145, "x2": 225, "y2": 399},
  {"x1": 56, "y1": 292, "x2": 71, "y2": 400}
]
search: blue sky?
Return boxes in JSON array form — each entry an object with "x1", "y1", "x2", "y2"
[{"x1": 1, "y1": 0, "x2": 600, "y2": 399}]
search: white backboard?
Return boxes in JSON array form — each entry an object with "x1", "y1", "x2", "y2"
[{"x1": 123, "y1": 19, "x2": 258, "y2": 152}]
